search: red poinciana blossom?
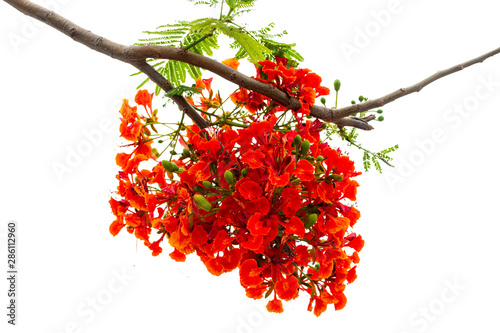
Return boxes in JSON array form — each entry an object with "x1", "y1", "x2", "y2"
[{"x1": 110, "y1": 61, "x2": 364, "y2": 316}]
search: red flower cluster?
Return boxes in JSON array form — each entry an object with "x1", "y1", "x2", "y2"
[
  {"x1": 110, "y1": 60, "x2": 364, "y2": 316},
  {"x1": 230, "y1": 57, "x2": 330, "y2": 119}
]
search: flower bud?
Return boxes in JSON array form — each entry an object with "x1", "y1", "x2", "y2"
[
  {"x1": 224, "y1": 170, "x2": 234, "y2": 184},
  {"x1": 193, "y1": 194, "x2": 212, "y2": 212},
  {"x1": 202, "y1": 180, "x2": 212, "y2": 188},
  {"x1": 162, "y1": 160, "x2": 175, "y2": 172},
  {"x1": 300, "y1": 140, "x2": 310, "y2": 155},
  {"x1": 241, "y1": 168, "x2": 248, "y2": 177},
  {"x1": 378, "y1": 116, "x2": 384, "y2": 121},
  {"x1": 320, "y1": 97, "x2": 327, "y2": 105},
  {"x1": 334, "y1": 79, "x2": 341, "y2": 92},
  {"x1": 292, "y1": 134, "x2": 301, "y2": 147},
  {"x1": 194, "y1": 185, "x2": 205, "y2": 194},
  {"x1": 331, "y1": 174, "x2": 343, "y2": 182},
  {"x1": 305, "y1": 214, "x2": 318, "y2": 229}
]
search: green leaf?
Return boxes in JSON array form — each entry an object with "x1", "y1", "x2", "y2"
[{"x1": 216, "y1": 22, "x2": 270, "y2": 62}]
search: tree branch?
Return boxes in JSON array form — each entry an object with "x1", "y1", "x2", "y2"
[
  {"x1": 329, "y1": 46, "x2": 500, "y2": 121},
  {"x1": 131, "y1": 61, "x2": 210, "y2": 128},
  {"x1": 4, "y1": 0, "x2": 500, "y2": 131}
]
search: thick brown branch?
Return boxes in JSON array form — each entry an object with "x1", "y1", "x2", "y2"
[
  {"x1": 4, "y1": 0, "x2": 500, "y2": 131},
  {"x1": 2, "y1": 0, "x2": 365, "y2": 129}
]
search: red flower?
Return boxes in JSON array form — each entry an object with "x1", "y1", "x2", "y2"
[
  {"x1": 266, "y1": 298, "x2": 284, "y2": 313},
  {"x1": 275, "y1": 274, "x2": 299, "y2": 301},
  {"x1": 240, "y1": 259, "x2": 264, "y2": 287}
]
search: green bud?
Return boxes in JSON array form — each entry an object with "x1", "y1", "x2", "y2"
[
  {"x1": 334, "y1": 79, "x2": 341, "y2": 92},
  {"x1": 162, "y1": 160, "x2": 174, "y2": 172},
  {"x1": 292, "y1": 134, "x2": 302, "y2": 147},
  {"x1": 358, "y1": 95, "x2": 364, "y2": 102},
  {"x1": 351, "y1": 100, "x2": 356, "y2": 104},
  {"x1": 377, "y1": 109, "x2": 383, "y2": 114},
  {"x1": 202, "y1": 180, "x2": 212, "y2": 188},
  {"x1": 331, "y1": 174, "x2": 343, "y2": 182},
  {"x1": 193, "y1": 194, "x2": 212, "y2": 212},
  {"x1": 182, "y1": 148, "x2": 190, "y2": 157},
  {"x1": 378, "y1": 116, "x2": 385, "y2": 121},
  {"x1": 305, "y1": 214, "x2": 318, "y2": 229},
  {"x1": 170, "y1": 150, "x2": 177, "y2": 155},
  {"x1": 316, "y1": 156, "x2": 325, "y2": 162},
  {"x1": 320, "y1": 97, "x2": 327, "y2": 105},
  {"x1": 300, "y1": 140, "x2": 310, "y2": 155},
  {"x1": 241, "y1": 168, "x2": 248, "y2": 177},
  {"x1": 158, "y1": 140, "x2": 164, "y2": 144},
  {"x1": 194, "y1": 184, "x2": 205, "y2": 194},
  {"x1": 224, "y1": 170, "x2": 234, "y2": 184},
  {"x1": 171, "y1": 162, "x2": 179, "y2": 172},
  {"x1": 152, "y1": 148, "x2": 160, "y2": 158}
]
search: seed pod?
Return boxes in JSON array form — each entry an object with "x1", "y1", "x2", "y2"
[
  {"x1": 334, "y1": 79, "x2": 341, "y2": 92},
  {"x1": 292, "y1": 134, "x2": 302, "y2": 147},
  {"x1": 202, "y1": 180, "x2": 212, "y2": 188},
  {"x1": 305, "y1": 214, "x2": 318, "y2": 229},
  {"x1": 193, "y1": 194, "x2": 212, "y2": 212},
  {"x1": 224, "y1": 170, "x2": 234, "y2": 184},
  {"x1": 300, "y1": 140, "x2": 310, "y2": 155}
]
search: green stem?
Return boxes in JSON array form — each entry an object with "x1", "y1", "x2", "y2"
[
  {"x1": 183, "y1": 31, "x2": 214, "y2": 51},
  {"x1": 340, "y1": 130, "x2": 394, "y2": 167}
]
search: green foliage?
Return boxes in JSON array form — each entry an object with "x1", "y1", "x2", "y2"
[
  {"x1": 230, "y1": 22, "x2": 304, "y2": 63},
  {"x1": 325, "y1": 124, "x2": 399, "y2": 173},
  {"x1": 323, "y1": 89, "x2": 398, "y2": 173},
  {"x1": 134, "y1": 0, "x2": 302, "y2": 94}
]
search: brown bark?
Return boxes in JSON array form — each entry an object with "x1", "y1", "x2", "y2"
[{"x1": 4, "y1": 0, "x2": 500, "y2": 130}]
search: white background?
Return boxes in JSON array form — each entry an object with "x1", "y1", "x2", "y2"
[{"x1": 1, "y1": 0, "x2": 499, "y2": 332}]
